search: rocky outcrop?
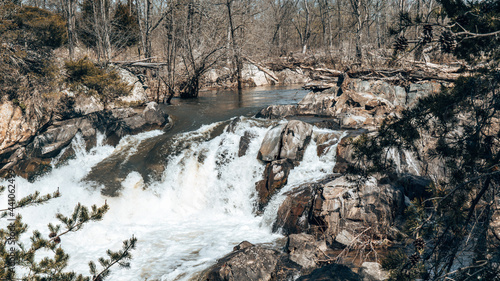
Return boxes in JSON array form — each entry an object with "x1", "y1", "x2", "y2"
[
  {"x1": 258, "y1": 123, "x2": 286, "y2": 162},
  {"x1": 257, "y1": 120, "x2": 313, "y2": 163},
  {"x1": 203, "y1": 64, "x2": 310, "y2": 88},
  {"x1": 0, "y1": 102, "x2": 169, "y2": 180},
  {"x1": 257, "y1": 79, "x2": 442, "y2": 130},
  {"x1": 0, "y1": 101, "x2": 45, "y2": 155},
  {"x1": 273, "y1": 182, "x2": 323, "y2": 235},
  {"x1": 70, "y1": 67, "x2": 148, "y2": 115},
  {"x1": 256, "y1": 120, "x2": 314, "y2": 208},
  {"x1": 115, "y1": 67, "x2": 148, "y2": 106},
  {"x1": 200, "y1": 238, "x2": 363, "y2": 281},
  {"x1": 274, "y1": 176, "x2": 404, "y2": 246},
  {"x1": 255, "y1": 159, "x2": 294, "y2": 209}
]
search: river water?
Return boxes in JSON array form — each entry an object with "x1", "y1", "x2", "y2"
[{"x1": 0, "y1": 86, "x2": 343, "y2": 280}]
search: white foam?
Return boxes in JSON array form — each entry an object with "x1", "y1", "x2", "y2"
[{"x1": 0, "y1": 120, "x2": 342, "y2": 281}]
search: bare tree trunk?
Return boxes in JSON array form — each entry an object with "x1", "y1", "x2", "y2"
[
  {"x1": 226, "y1": 0, "x2": 242, "y2": 90},
  {"x1": 301, "y1": 0, "x2": 310, "y2": 54},
  {"x1": 65, "y1": 0, "x2": 76, "y2": 60}
]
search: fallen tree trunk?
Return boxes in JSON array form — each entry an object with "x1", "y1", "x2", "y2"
[{"x1": 244, "y1": 57, "x2": 279, "y2": 82}]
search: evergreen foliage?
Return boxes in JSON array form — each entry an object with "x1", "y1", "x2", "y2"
[
  {"x1": 0, "y1": 4, "x2": 67, "y2": 50},
  {"x1": 351, "y1": 71, "x2": 500, "y2": 281},
  {"x1": 112, "y1": 3, "x2": 139, "y2": 48},
  {"x1": 348, "y1": 1, "x2": 500, "y2": 280},
  {"x1": 439, "y1": 0, "x2": 500, "y2": 62},
  {"x1": 0, "y1": 187, "x2": 137, "y2": 280},
  {"x1": 78, "y1": 0, "x2": 139, "y2": 56},
  {"x1": 0, "y1": 3, "x2": 62, "y2": 110},
  {"x1": 64, "y1": 57, "x2": 131, "y2": 107}
]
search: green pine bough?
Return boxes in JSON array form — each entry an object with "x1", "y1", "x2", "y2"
[{"x1": 0, "y1": 187, "x2": 137, "y2": 281}]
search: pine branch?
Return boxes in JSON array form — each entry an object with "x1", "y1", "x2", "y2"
[
  {"x1": 0, "y1": 188, "x2": 61, "y2": 215},
  {"x1": 90, "y1": 236, "x2": 137, "y2": 281}
]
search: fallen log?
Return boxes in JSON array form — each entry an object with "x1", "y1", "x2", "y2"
[
  {"x1": 300, "y1": 65, "x2": 344, "y2": 76},
  {"x1": 244, "y1": 57, "x2": 279, "y2": 82}
]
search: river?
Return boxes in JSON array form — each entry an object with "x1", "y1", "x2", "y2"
[{"x1": 0, "y1": 85, "x2": 343, "y2": 280}]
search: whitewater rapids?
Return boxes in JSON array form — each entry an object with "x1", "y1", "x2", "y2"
[{"x1": 0, "y1": 117, "x2": 341, "y2": 280}]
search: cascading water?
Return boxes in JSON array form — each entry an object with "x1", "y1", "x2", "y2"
[{"x1": 0, "y1": 116, "x2": 342, "y2": 281}]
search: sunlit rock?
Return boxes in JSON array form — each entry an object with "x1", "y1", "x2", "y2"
[
  {"x1": 359, "y1": 262, "x2": 389, "y2": 281},
  {"x1": 202, "y1": 245, "x2": 281, "y2": 281},
  {"x1": 286, "y1": 233, "x2": 328, "y2": 268}
]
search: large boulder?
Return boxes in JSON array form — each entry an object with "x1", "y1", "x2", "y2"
[
  {"x1": 257, "y1": 123, "x2": 286, "y2": 162},
  {"x1": 242, "y1": 63, "x2": 271, "y2": 86},
  {"x1": 115, "y1": 67, "x2": 148, "y2": 106},
  {"x1": 255, "y1": 159, "x2": 294, "y2": 209},
  {"x1": 257, "y1": 120, "x2": 313, "y2": 163},
  {"x1": 279, "y1": 120, "x2": 313, "y2": 161},
  {"x1": 274, "y1": 176, "x2": 405, "y2": 246},
  {"x1": 73, "y1": 93, "x2": 105, "y2": 115},
  {"x1": 255, "y1": 104, "x2": 298, "y2": 119},
  {"x1": 276, "y1": 68, "x2": 310, "y2": 85},
  {"x1": 273, "y1": 182, "x2": 324, "y2": 235}
]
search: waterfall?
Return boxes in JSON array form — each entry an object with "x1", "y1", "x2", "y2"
[{"x1": 0, "y1": 117, "x2": 342, "y2": 281}]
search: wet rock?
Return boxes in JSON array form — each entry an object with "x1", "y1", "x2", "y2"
[
  {"x1": 273, "y1": 183, "x2": 325, "y2": 235},
  {"x1": 233, "y1": 241, "x2": 254, "y2": 251},
  {"x1": 359, "y1": 262, "x2": 389, "y2": 281},
  {"x1": 257, "y1": 123, "x2": 285, "y2": 161},
  {"x1": 315, "y1": 131, "x2": 342, "y2": 157},
  {"x1": 143, "y1": 102, "x2": 167, "y2": 125},
  {"x1": 202, "y1": 245, "x2": 281, "y2": 281},
  {"x1": 107, "y1": 103, "x2": 169, "y2": 145},
  {"x1": 257, "y1": 120, "x2": 313, "y2": 163},
  {"x1": 280, "y1": 120, "x2": 313, "y2": 161},
  {"x1": 255, "y1": 104, "x2": 297, "y2": 119},
  {"x1": 255, "y1": 159, "x2": 294, "y2": 209},
  {"x1": 296, "y1": 263, "x2": 362, "y2": 281},
  {"x1": 286, "y1": 233, "x2": 328, "y2": 268},
  {"x1": 27, "y1": 117, "x2": 96, "y2": 158},
  {"x1": 238, "y1": 131, "x2": 254, "y2": 157},
  {"x1": 274, "y1": 176, "x2": 404, "y2": 245},
  {"x1": 15, "y1": 157, "x2": 52, "y2": 181}
]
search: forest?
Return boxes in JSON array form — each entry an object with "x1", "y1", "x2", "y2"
[
  {"x1": 1, "y1": 0, "x2": 500, "y2": 280},
  {"x1": 3, "y1": 0, "x2": 494, "y2": 100}
]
